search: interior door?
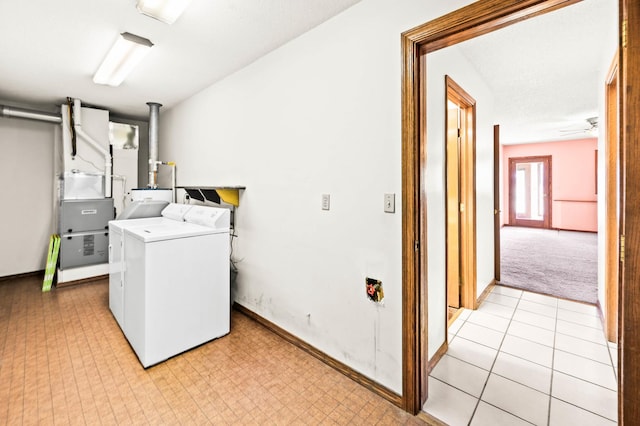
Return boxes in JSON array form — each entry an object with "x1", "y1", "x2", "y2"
[{"x1": 509, "y1": 156, "x2": 552, "y2": 228}]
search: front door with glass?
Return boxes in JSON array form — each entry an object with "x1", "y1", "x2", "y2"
[{"x1": 508, "y1": 156, "x2": 552, "y2": 228}]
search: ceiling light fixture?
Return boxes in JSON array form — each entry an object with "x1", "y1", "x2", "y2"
[
  {"x1": 136, "y1": 0, "x2": 193, "y2": 24},
  {"x1": 93, "y1": 32, "x2": 153, "y2": 87}
]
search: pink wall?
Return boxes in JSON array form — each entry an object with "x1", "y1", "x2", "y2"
[{"x1": 502, "y1": 138, "x2": 598, "y2": 232}]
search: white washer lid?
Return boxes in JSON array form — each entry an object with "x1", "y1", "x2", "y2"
[
  {"x1": 117, "y1": 199, "x2": 168, "y2": 220},
  {"x1": 125, "y1": 221, "x2": 215, "y2": 243}
]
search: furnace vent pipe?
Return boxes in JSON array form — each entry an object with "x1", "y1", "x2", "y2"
[
  {"x1": 147, "y1": 102, "x2": 162, "y2": 188},
  {"x1": 72, "y1": 98, "x2": 112, "y2": 197},
  {"x1": 0, "y1": 105, "x2": 62, "y2": 124}
]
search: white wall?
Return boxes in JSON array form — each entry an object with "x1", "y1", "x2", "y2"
[
  {"x1": 425, "y1": 47, "x2": 496, "y2": 358},
  {"x1": 160, "y1": 0, "x2": 475, "y2": 393},
  {"x1": 0, "y1": 113, "x2": 58, "y2": 277}
]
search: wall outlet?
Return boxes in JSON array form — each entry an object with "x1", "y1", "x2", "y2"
[
  {"x1": 366, "y1": 277, "x2": 384, "y2": 302},
  {"x1": 322, "y1": 194, "x2": 330, "y2": 211},
  {"x1": 384, "y1": 193, "x2": 395, "y2": 213}
]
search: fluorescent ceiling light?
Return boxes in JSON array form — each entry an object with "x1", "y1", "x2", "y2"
[
  {"x1": 136, "y1": 0, "x2": 192, "y2": 24},
  {"x1": 93, "y1": 32, "x2": 153, "y2": 87}
]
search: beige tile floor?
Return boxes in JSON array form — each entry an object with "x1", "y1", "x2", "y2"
[
  {"x1": 423, "y1": 285, "x2": 618, "y2": 426},
  {"x1": 0, "y1": 275, "x2": 426, "y2": 425}
]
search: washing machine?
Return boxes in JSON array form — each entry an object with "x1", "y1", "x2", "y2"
[
  {"x1": 108, "y1": 204, "x2": 230, "y2": 367},
  {"x1": 108, "y1": 203, "x2": 192, "y2": 328}
]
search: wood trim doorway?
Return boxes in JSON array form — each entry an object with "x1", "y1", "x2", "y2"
[
  {"x1": 604, "y1": 51, "x2": 619, "y2": 343},
  {"x1": 508, "y1": 155, "x2": 552, "y2": 229},
  {"x1": 445, "y1": 76, "x2": 477, "y2": 312},
  {"x1": 400, "y1": 0, "x2": 637, "y2": 418}
]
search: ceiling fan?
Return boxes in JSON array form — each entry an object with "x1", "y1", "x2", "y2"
[{"x1": 559, "y1": 116, "x2": 599, "y2": 136}]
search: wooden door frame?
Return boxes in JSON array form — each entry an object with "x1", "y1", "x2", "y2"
[
  {"x1": 619, "y1": 0, "x2": 639, "y2": 423},
  {"x1": 445, "y1": 91, "x2": 462, "y2": 311},
  {"x1": 605, "y1": 52, "x2": 619, "y2": 343},
  {"x1": 445, "y1": 75, "x2": 477, "y2": 311},
  {"x1": 494, "y1": 125, "x2": 501, "y2": 282},
  {"x1": 401, "y1": 0, "x2": 638, "y2": 418},
  {"x1": 508, "y1": 155, "x2": 552, "y2": 229}
]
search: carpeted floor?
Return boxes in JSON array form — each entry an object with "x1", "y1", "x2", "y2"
[{"x1": 499, "y1": 226, "x2": 598, "y2": 304}]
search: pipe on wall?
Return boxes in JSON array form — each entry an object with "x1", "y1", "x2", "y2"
[
  {"x1": 72, "y1": 99, "x2": 112, "y2": 197},
  {"x1": 0, "y1": 105, "x2": 62, "y2": 124},
  {"x1": 147, "y1": 102, "x2": 162, "y2": 188}
]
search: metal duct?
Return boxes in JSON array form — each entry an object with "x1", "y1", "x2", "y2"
[
  {"x1": 147, "y1": 102, "x2": 162, "y2": 188},
  {"x1": 0, "y1": 104, "x2": 62, "y2": 124}
]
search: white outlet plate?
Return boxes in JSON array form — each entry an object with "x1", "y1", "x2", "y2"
[
  {"x1": 322, "y1": 194, "x2": 330, "y2": 210},
  {"x1": 384, "y1": 193, "x2": 395, "y2": 213}
]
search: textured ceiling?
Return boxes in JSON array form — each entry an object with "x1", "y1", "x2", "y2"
[
  {"x1": 456, "y1": 0, "x2": 617, "y2": 144},
  {"x1": 0, "y1": 0, "x2": 618, "y2": 141},
  {"x1": 0, "y1": 0, "x2": 361, "y2": 118}
]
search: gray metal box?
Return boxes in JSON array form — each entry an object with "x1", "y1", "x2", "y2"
[
  {"x1": 59, "y1": 231, "x2": 109, "y2": 269},
  {"x1": 59, "y1": 199, "x2": 114, "y2": 233}
]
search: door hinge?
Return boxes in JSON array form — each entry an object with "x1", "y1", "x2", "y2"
[
  {"x1": 623, "y1": 19, "x2": 628, "y2": 49},
  {"x1": 457, "y1": 128, "x2": 461, "y2": 138},
  {"x1": 415, "y1": 240, "x2": 420, "y2": 251},
  {"x1": 620, "y1": 234, "x2": 625, "y2": 263}
]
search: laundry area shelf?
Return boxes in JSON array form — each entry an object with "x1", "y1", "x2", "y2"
[{"x1": 177, "y1": 186, "x2": 245, "y2": 207}]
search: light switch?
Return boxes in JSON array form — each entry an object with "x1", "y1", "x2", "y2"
[{"x1": 384, "y1": 193, "x2": 395, "y2": 213}]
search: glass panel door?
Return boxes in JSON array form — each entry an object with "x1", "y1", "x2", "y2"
[{"x1": 509, "y1": 156, "x2": 551, "y2": 228}]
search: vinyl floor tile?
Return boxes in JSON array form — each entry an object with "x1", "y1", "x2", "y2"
[
  {"x1": 500, "y1": 335, "x2": 554, "y2": 368},
  {"x1": 492, "y1": 351, "x2": 552, "y2": 394},
  {"x1": 553, "y1": 350, "x2": 617, "y2": 390},
  {"x1": 554, "y1": 333, "x2": 612, "y2": 365},
  {"x1": 549, "y1": 397, "x2": 616, "y2": 426},
  {"x1": 476, "y1": 300, "x2": 516, "y2": 319},
  {"x1": 427, "y1": 284, "x2": 618, "y2": 425},
  {"x1": 557, "y1": 299, "x2": 599, "y2": 316},
  {"x1": 446, "y1": 337, "x2": 498, "y2": 371},
  {"x1": 551, "y1": 371, "x2": 617, "y2": 422},
  {"x1": 422, "y1": 377, "x2": 478, "y2": 426},
  {"x1": 481, "y1": 373, "x2": 549, "y2": 426},
  {"x1": 516, "y1": 299, "x2": 557, "y2": 318},
  {"x1": 470, "y1": 401, "x2": 533, "y2": 426},
  {"x1": 521, "y1": 291, "x2": 558, "y2": 307},
  {"x1": 556, "y1": 320, "x2": 607, "y2": 345},
  {"x1": 467, "y1": 310, "x2": 511, "y2": 333},
  {"x1": 430, "y1": 354, "x2": 490, "y2": 398},
  {"x1": 0, "y1": 276, "x2": 423, "y2": 425},
  {"x1": 457, "y1": 321, "x2": 505, "y2": 349},
  {"x1": 507, "y1": 320, "x2": 555, "y2": 347},
  {"x1": 484, "y1": 292, "x2": 520, "y2": 308},
  {"x1": 512, "y1": 309, "x2": 556, "y2": 331},
  {"x1": 556, "y1": 308, "x2": 603, "y2": 329},
  {"x1": 491, "y1": 286, "x2": 523, "y2": 298}
]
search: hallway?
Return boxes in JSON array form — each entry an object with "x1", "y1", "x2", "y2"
[{"x1": 423, "y1": 285, "x2": 616, "y2": 425}]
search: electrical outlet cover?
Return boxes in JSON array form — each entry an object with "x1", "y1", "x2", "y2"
[{"x1": 366, "y1": 277, "x2": 384, "y2": 303}]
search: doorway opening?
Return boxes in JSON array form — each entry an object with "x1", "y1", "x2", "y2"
[
  {"x1": 445, "y1": 76, "x2": 477, "y2": 319},
  {"x1": 399, "y1": 0, "x2": 634, "y2": 417},
  {"x1": 508, "y1": 156, "x2": 552, "y2": 229}
]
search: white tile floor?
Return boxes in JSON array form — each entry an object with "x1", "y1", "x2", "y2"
[{"x1": 423, "y1": 285, "x2": 618, "y2": 426}]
